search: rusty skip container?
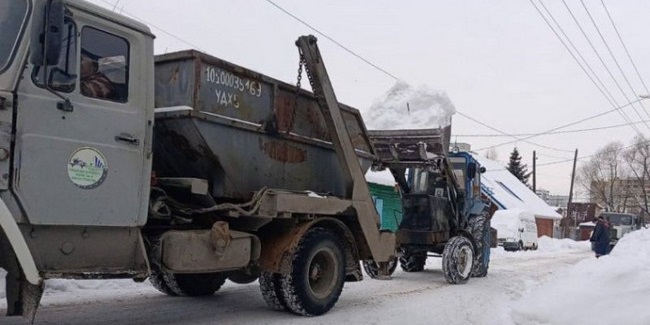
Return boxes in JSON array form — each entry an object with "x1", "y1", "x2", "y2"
[{"x1": 152, "y1": 50, "x2": 376, "y2": 200}]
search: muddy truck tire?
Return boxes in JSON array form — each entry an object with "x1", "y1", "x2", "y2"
[
  {"x1": 259, "y1": 271, "x2": 288, "y2": 311},
  {"x1": 442, "y1": 236, "x2": 474, "y2": 284},
  {"x1": 279, "y1": 227, "x2": 345, "y2": 316}
]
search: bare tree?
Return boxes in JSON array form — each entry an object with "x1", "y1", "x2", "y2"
[
  {"x1": 623, "y1": 135, "x2": 650, "y2": 226},
  {"x1": 577, "y1": 141, "x2": 630, "y2": 212}
]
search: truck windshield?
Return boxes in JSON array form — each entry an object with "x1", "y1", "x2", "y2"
[
  {"x1": 604, "y1": 214, "x2": 634, "y2": 226},
  {"x1": 0, "y1": 0, "x2": 29, "y2": 74}
]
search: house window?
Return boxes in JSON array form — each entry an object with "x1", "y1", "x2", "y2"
[{"x1": 80, "y1": 27, "x2": 129, "y2": 102}]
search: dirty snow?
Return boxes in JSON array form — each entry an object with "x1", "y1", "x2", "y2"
[
  {"x1": 364, "y1": 81, "x2": 455, "y2": 130},
  {"x1": 7, "y1": 234, "x2": 645, "y2": 325}
]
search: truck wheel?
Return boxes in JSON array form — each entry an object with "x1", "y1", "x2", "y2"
[
  {"x1": 442, "y1": 236, "x2": 474, "y2": 284},
  {"x1": 228, "y1": 271, "x2": 258, "y2": 284},
  {"x1": 399, "y1": 250, "x2": 426, "y2": 272},
  {"x1": 149, "y1": 271, "x2": 178, "y2": 296},
  {"x1": 469, "y1": 214, "x2": 490, "y2": 278},
  {"x1": 170, "y1": 272, "x2": 228, "y2": 296},
  {"x1": 279, "y1": 227, "x2": 345, "y2": 316},
  {"x1": 362, "y1": 257, "x2": 398, "y2": 278},
  {"x1": 259, "y1": 271, "x2": 288, "y2": 311}
]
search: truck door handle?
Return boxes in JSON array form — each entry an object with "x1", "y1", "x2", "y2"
[{"x1": 115, "y1": 133, "x2": 140, "y2": 145}]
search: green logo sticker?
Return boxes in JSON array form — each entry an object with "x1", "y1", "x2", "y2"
[{"x1": 67, "y1": 147, "x2": 108, "y2": 189}]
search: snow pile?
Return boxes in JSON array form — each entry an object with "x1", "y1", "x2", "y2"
[
  {"x1": 512, "y1": 227, "x2": 650, "y2": 325},
  {"x1": 535, "y1": 236, "x2": 590, "y2": 252},
  {"x1": 365, "y1": 81, "x2": 455, "y2": 130}
]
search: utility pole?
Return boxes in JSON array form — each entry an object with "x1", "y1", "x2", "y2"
[
  {"x1": 567, "y1": 149, "x2": 578, "y2": 237},
  {"x1": 532, "y1": 150, "x2": 536, "y2": 192}
]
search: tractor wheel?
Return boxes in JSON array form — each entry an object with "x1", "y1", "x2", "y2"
[
  {"x1": 279, "y1": 227, "x2": 345, "y2": 316},
  {"x1": 442, "y1": 236, "x2": 474, "y2": 284},
  {"x1": 399, "y1": 250, "x2": 427, "y2": 272},
  {"x1": 362, "y1": 256, "x2": 398, "y2": 279},
  {"x1": 469, "y1": 213, "x2": 491, "y2": 278},
  {"x1": 259, "y1": 271, "x2": 288, "y2": 311}
]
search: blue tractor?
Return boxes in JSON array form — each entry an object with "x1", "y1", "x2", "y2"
[{"x1": 364, "y1": 128, "x2": 491, "y2": 283}]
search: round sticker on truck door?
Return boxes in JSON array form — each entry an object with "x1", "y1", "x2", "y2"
[{"x1": 67, "y1": 147, "x2": 108, "y2": 189}]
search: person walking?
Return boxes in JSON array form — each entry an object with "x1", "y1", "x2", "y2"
[{"x1": 590, "y1": 216, "x2": 610, "y2": 258}]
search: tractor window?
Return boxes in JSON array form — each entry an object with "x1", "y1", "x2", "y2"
[
  {"x1": 410, "y1": 168, "x2": 429, "y2": 194},
  {"x1": 449, "y1": 157, "x2": 467, "y2": 191},
  {"x1": 31, "y1": 16, "x2": 77, "y2": 92},
  {"x1": 80, "y1": 27, "x2": 129, "y2": 102}
]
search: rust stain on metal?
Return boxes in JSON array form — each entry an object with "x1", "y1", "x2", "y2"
[
  {"x1": 259, "y1": 139, "x2": 306, "y2": 163},
  {"x1": 274, "y1": 93, "x2": 295, "y2": 133}
]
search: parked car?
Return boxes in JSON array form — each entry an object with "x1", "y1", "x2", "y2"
[{"x1": 492, "y1": 209, "x2": 538, "y2": 251}]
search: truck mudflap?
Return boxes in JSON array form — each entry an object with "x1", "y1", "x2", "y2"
[
  {"x1": 0, "y1": 198, "x2": 43, "y2": 320},
  {"x1": 0, "y1": 199, "x2": 40, "y2": 286}
]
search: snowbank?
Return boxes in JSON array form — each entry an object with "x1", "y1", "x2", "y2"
[
  {"x1": 535, "y1": 236, "x2": 590, "y2": 252},
  {"x1": 513, "y1": 228, "x2": 650, "y2": 325},
  {"x1": 365, "y1": 81, "x2": 455, "y2": 130}
]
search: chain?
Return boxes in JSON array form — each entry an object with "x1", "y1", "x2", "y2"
[{"x1": 287, "y1": 52, "x2": 305, "y2": 134}]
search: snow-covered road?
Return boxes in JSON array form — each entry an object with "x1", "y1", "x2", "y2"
[{"x1": 1, "y1": 238, "x2": 595, "y2": 325}]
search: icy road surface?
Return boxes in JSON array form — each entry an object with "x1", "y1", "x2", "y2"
[{"x1": 0, "y1": 237, "x2": 600, "y2": 325}]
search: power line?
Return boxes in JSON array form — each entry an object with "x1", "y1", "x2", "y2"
[
  {"x1": 454, "y1": 118, "x2": 650, "y2": 138},
  {"x1": 475, "y1": 98, "x2": 644, "y2": 151},
  {"x1": 599, "y1": 0, "x2": 650, "y2": 111},
  {"x1": 456, "y1": 111, "x2": 574, "y2": 153},
  {"x1": 537, "y1": 1, "x2": 619, "y2": 111},
  {"x1": 538, "y1": 137, "x2": 650, "y2": 167},
  {"x1": 527, "y1": 0, "x2": 641, "y2": 135},
  {"x1": 264, "y1": 0, "x2": 400, "y2": 81},
  {"x1": 560, "y1": 0, "x2": 644, "y2": 133},
  {"x1": 579, "y1": 0, "x2": 650, "y2": 127}
]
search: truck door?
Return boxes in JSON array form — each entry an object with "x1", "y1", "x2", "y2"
[{"x1": 13, "y1": 16, "x2": 151, "y2": 227}]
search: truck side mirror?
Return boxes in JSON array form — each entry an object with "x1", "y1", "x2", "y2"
[
  {"x1": 479, "y1": 166, "x2": 486, "y2": 174},
  {"x1": 30, "y1": 0, "x2": 64, "y2": 67}
]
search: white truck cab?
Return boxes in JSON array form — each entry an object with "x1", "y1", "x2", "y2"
[{"x1": 492, "y1": 209, "x2": 538, "y2": 251}]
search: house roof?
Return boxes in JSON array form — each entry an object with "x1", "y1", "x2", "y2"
[{"x1": 473, "y1": 154, "x2": 562, "y2": 220}]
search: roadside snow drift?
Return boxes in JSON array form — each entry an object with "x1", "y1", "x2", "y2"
[
  {"x1": 365, "y1": 80, "x2": 455, "y2": 130},
  {"x1": 513, "y1": 228, "x2": 650, "y2": 325}
]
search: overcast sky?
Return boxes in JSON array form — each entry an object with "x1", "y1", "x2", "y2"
[{"x1": 88, "y1": 0, "x2": 650, "y2": 199}]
